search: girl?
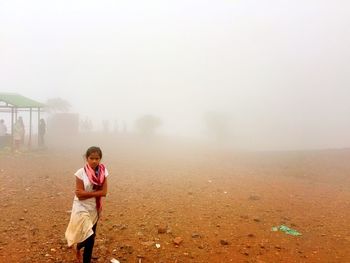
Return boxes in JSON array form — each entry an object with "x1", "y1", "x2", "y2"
[{"x1": 65, "y1": 146, "x2": 109, "y2": 263}]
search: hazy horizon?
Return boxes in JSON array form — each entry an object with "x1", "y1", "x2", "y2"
[{"x1": 1, "y1": 0, "x2": 350, "y2": 150}]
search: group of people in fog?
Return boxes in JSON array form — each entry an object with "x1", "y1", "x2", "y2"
[
  {"x1": 80, "y1": 118, "x2": 127, "y2": 133},
  {"x1": 0, "y1": 116, "x2": 46, "y2": 150}
]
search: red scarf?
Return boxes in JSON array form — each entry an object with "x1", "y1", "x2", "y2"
[{"x1": 84, "y1": 163, "x2": 106, "y2": 213}]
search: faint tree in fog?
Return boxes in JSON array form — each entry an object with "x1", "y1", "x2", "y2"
[
  {"x1": 44, "y1": 97, "x2": 71, "y2": 113},
  {"x1": 204, "y1": 111, "x2": 232, "y2": 143},
  {"x1": 135, "y1": 114, "x2": 162, "y2": 137}
]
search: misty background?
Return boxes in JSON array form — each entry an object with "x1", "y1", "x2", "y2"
[{"x1": 1, "y1": 0, "x2": 350, "y2": 151}]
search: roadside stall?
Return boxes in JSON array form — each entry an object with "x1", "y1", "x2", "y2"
[{"x1": 0, "y1": 93, "x2": 45, "y2": 150}]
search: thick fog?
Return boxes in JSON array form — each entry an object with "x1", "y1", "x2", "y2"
[{"x1": 1, "y1": 0, "x2": 350, "y2": 150}]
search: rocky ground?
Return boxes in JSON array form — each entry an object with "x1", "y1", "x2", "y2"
[{"x1": 0, "y1": 136, "x2": 350, "y2": 262}]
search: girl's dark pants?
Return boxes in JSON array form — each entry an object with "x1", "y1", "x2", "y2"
[{"x1": 77, "y1": 223, "x2": 97, "y2": 263}]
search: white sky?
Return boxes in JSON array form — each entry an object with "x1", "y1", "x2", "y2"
[{"x1": 1, "y1": 0, "x2": 350, "y2": 150}]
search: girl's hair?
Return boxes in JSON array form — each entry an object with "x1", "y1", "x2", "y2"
[{"x1": 85, "y1": 146, "x2": 103, "y2": 158}]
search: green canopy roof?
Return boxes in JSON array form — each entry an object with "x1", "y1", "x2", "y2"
[{"x1": 0, "y1": 93, "x2": 45, "y2": 108}]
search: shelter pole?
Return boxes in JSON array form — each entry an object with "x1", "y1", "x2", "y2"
[
  {"x1": 38, "y1": 108, "x2": 40, "y2": 147},
  {"x1": 29, "y1": 108, "x2": 32, "y2": 149},
  {"x1": 11, "y1": 107, "x2": 14, "y2": 152}
]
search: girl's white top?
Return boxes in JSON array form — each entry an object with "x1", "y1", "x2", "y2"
[{"x1": 73, "y1": 167, "x2": 109, "y2": 212}]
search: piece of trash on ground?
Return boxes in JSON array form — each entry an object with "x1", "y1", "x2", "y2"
[
  {"x1": 155, "y1": 243, "x2": 161, "y2": 248},
  {"x1": 111, "y1": 258, "x2": 121, "y2": 263},
  {"x1": 271, "y1": 225, "x2": 302, "y2": 236}
]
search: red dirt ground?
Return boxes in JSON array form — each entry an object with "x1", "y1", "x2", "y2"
[{"x1": 1, "y1": 135, "x2": 350, "y2": 262}]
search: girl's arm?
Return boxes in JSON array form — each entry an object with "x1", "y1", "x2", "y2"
[{"x1": 75, "y1": 177, "x2": 108, "y2": 200}]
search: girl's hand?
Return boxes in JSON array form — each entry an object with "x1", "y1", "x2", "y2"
[
  {"x1": 75, "y1": 189, "x2": 86, "y2": 199},
  {"x1": 75, "y1": 188, "x2": 96, "y2": 200}
]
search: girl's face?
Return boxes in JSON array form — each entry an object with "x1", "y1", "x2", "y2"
[{"x1": 87, "y1": 152, "x2": 101, "y2": 169}]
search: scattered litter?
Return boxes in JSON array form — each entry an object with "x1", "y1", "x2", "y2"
[
  {"x1": 224, "y1": 191, "x2": 227, "y2": 194},
  {"x1": 155, "y1": 243, "x2": 161, "y2": 249},
  {"x1": 271, "y1": 225, "x2": 302, "y2": 236},
  {"x1": 208, "y1": 180, "x2": 212, "y2": 183},
  {"x1": 110, "y1": 258, "x2": 120, "y2": 263}
]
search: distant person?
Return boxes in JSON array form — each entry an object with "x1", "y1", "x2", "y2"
[
  {"x1": 113, "y1": 120, "x2": 119, "y2": 133},
  {"x1": 38, "y1": 118, "x2": 46, "y2": 147},
  {"x1": 102, "y1": 120, "x2": 109, "y2": 133},
  {"x1": 0, "y1": 119, "x2": 7, "y2": 136},
  {"x1": 65, "y1": 146, "x2": 109, "y2": 263},
  {"x1": 13, "y1": 118, "x2": 24, "y2": 151},
  {"x1": 122, "y1": 120, "x2": 127, "y2": 133},
  {"x1": 18, "y1": 116, "x2": 25, "y2": 146},
  {"x1": 0, "y1": 119, "x2": 7, "y2": 148},
  {"x1": 87, "y1": 119, "x2": 93, "y2": 132}
]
